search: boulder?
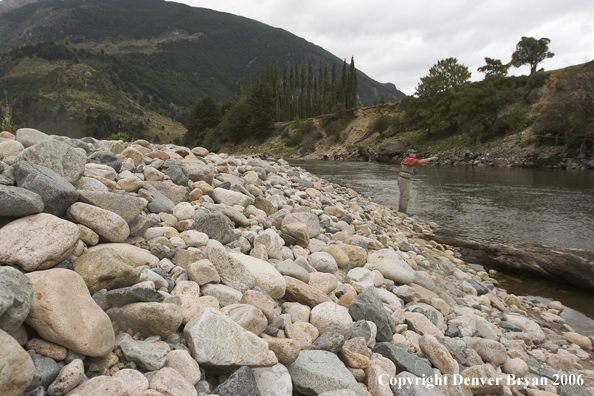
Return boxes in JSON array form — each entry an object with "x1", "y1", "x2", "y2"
[
  {"x1": 231, "y1": 253, "x2": 286, "y2": 299},
  {"x1": 77, "y1": 191, "x2": 146, "y2": 223},
  {"x1": 13, "y1": 161, "x2": 78, "y2": 217},
  {"x1": 25, "y1": 269, "x2": 115, "y2": 357},
  {"x1": 310, "y1": 302, "x2": 353, "y2": 339},
  {"x1": 67, "y1": 202, "x2": 130, "y2": 242},
  {"x1": 15, "y1": 139, "x2": 86, "y2": 184},
  {"x1": 0, "y1": 329, "x2": 35, "y2": 396},
  {"x1": 73, "y1": 248, "x2": 140, "y2": 293},
  {"x1": 0, "y1": 185, "x2": 44, "y2": 217},
  {"x1": 107, "y1": 302, "x2": 183, "y2": 339},
  {"x1": 184, "y1": 308, "x2": 278, "y2": 368},
  {"x1": 212, "y1": 366, "x2": 260, "y2": 396},
  {"x1": 15, "y1": 128, "x2": 51, "y2": 148},
  {"x1": 0, "y1": 266, "x2": 34, "y2": 333},
  {"x1": 365, "y1": 249, "x2": 416, "y2": 284},
  {"x1": 287, "y1": 350, "x2": 364, "y2": 396},
  {"x1": 192, "y1": 210, "x2": 236, "y2": 245},
  {"x1": 349, "y1": 289, "x2": 396, "y2": 342},
  {"x1": 0, "y1": 213, "x2": 80, "y2": 271},
  {"x1": 206, "y1": 241, "x2": 256, "y2": 293}
]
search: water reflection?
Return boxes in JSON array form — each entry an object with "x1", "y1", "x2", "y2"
[{"x1": 291, "y1": 161, "x2": 594, "y2": 250}]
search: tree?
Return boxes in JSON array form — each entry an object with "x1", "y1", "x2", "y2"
[
  {"x1": 511, "y1": 37, "x2": 555, "y2": 75},
  {"x1": 247, "y1": 84, "x2": 276, "y2": 139},
  {"x1": 415, "y1": 57, "x2": 471, "y2": 98},
  {"x1": 478, "y1": 57, "x2": 511, "y2": 78},
  {"x1": 404, "y1": 57, "x2": 471, "y2": 136},
  {"x1": 184, "y1": 95, "x2": 221, "y2": 146}
]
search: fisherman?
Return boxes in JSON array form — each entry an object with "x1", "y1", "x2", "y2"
[{"x1": 398, "y1": 149, "x2": 438, "y2": 214}]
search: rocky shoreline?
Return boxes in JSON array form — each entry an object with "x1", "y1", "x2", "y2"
[
  {"x1": 286, "y1": 142, "x2": 594, "y2": 170},
  {"x1": 1, "y1": 128, "x2": 593, "y2": 396}
]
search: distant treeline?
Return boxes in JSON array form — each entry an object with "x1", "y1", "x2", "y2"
[
  {"x1": 237, "y1": 57, "x2": 358, "y2": 122},
  {"x1": 183, "y1": 58, "x2": 359, "y2": 149}
]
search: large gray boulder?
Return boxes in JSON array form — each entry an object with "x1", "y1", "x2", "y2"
[
  {"x1": 14, "y1": 139, "x2": 87, "y2": 184},
  {"x1": 373, "y1": 343, "x2": 434, "y2": 378},
  {"x1": 349, "y1": 289, "x2": 396, "y2": 342},
  {"x1": 13, "y1": 161, "x2": 78, "y2": 217},
  {"x1": 15, "y1": 128, "x2": 51, "y2": 148},
  {"x1": 0, "y1": 266, "x2": 33, "y2": 333},
  {"x1": 192, "y1": 210, "x2": 236, "y2": 245},
  {"x1": 0, "y1": 185, "x2": 44, "y2": 217},
  {"x1": 287, "y1": 350, "x2": 364, "y2": 396},
  {"x1": 87, "y1": 151, "x2": 122, "y2": 172},
  {"x1": 184, "y1": 308, "x2": 278, "y2": 368}
]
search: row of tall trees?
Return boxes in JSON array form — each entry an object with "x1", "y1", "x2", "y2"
[
  {"x1": 183, "y1": 57, "x2": 359, "y2": 148},
  {"x1": 237, "y1": 57, "x2": 358, "y2": 121}
]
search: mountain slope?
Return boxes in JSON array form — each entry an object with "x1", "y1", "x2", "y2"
[{"x1": 0, "y1": 0, "x2": 404, "y2": 141}]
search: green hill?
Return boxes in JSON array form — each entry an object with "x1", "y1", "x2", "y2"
[{"x1": 0, "y1": 0, "x2": 404, "y2": 141}]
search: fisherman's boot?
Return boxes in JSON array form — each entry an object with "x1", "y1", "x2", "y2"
[{"x1": 398, "y1": 206, "x2": 407, "y2": 215}]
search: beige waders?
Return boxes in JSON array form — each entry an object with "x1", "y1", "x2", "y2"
[{"x1": 398, "y1": 164, "x2": 415, "y2": 214}]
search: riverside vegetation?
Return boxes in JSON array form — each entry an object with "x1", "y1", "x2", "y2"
[{"x1": 1, "y1": 127, "x2": 593, "y2": 396}]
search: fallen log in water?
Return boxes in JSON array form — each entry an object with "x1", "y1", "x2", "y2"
[{"x1": 418, "y1": 234, "x2": 594, "y2": 292}]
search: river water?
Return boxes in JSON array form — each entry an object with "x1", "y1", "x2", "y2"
[{"x1": 290, "y1": 160, "x2": 594, "y2": 334}]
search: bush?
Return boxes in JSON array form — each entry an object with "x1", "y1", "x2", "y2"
[
  {"x1": 280, "y1": 128, "x2": 290, "y2": 139},
  {"x1": 371, "y1": 115, "x2": 394, "y2": 135},
  {"x1": 291, "y1": 116, "x2": 302, "y2": 129},
  {"x1": 202, "y1": 128, "x2": 220, "y2": 151},
  {"x1": 324, "y1": 119, "x2": 347, "y2": 141},
  {"x1": 505, "y1": 105, "x2": 531, "y2": 132},
  {"x1": 298, "y1": 120, "x2": 316, "y2": 135},
  {"x1": 526, "y1": 72, "x2": 548, "y2": 90},
  {"x1": 106, "y1": 132, "x2": 130, "y2": 142},
  {"x1": 286, "y1": 131, "x2": 304, "y2": 147}
]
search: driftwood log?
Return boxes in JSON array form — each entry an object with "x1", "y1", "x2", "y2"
[{"x1": 418, "y1": 234, "x2": 594, "y2": 292}]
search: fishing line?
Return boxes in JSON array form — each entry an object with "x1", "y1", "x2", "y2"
[{"x1": 432, "y1": 162, "x2": 445, "y2": 196}]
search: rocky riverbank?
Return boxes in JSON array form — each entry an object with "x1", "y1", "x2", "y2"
[
  {"x1": 291, "y1": 142, "x2": 594, "y2": 170},
  {"x1": 1, "y1": 128, "x2": 593, "y2": 396}
]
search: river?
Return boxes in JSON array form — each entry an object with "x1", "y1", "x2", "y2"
[{"x1": 290, "y1": 160, "x2": 594, "y2": 334}]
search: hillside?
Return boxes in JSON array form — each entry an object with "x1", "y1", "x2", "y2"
[
  {"x1": 230, "y1": 61, "x2": 594, "y2": 170},
  {"x1": 0, "y1": 0, "x2": 404, "y2": 141}
]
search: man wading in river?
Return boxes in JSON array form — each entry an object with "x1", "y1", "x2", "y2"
[{"x1": 398, "y1": 149, "x2": 438, "y2": 214}]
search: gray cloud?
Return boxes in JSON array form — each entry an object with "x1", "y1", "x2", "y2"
[{"x1": 174, "y1": 0, "x2": 594, "y2": 95}]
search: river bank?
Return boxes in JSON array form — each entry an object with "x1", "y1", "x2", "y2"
[{"x1": 1, "y1": 128, "x2": 593, "y2": 396}]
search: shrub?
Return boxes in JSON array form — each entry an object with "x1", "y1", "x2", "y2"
[
  {"x1": 286, "y1": 131, "x2": 304, "y2": 147},
  {"x1": 291, "y1": 116, "x2": 302, "y2": 129},
  {"x1": 505, "y1": 105, "x2": 532, "y2": 132},
  {"x1": 106, "y1": 132, "x2": 130, "y2": 142},
  {"x1": 202, "y1": 128, "x2": 220, "y2": 151},
  {"x1": 371, "y1": 115, "x2": 393, "y2": 135},
  {"x1": 280, "y1": 128, "x2": 290, "y2": 139},
  {"x1": 298, "y1": 120, "x2": 316, "y2": 135},
  {"x1": 324, "y1": 119, "x2": 347, "y2": 141}
]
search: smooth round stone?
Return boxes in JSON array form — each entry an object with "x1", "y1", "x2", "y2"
[
  {"x1": 165, "y1": 350, "x2": 201, "y2": 385},
  {"x1": 67, "y1": 202, "x2": 130, "y2": 243},
  {"x1": 310, "y1": 302, "x2": 353, "y2": 339},
  {"x1": 0, "y1": 213, "x2": 80, "y2": 271},
  {"x1": 25, "y1": 269, "x2": 115, "y2": 357},
  {"x1": 47, "y1": 358, "x2": 84, "y2": 396},
  {"x1": 0, "y1": 329, "x2": 35, "y2": 396}
]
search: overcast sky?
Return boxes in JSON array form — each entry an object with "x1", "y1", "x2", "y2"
[{"x1": 172, "y1": 0, "x2": 593, "y2": 95}]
